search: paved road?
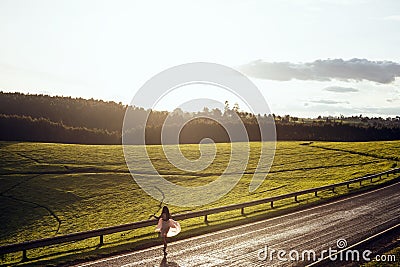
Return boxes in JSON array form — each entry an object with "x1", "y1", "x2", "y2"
[{"x1": 74, "y1": 181, "x2": 400, "y2": 267}]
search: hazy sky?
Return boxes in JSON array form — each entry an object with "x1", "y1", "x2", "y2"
[{"x1": 1, "y1": 0, "x2": 399, "y2": 117}]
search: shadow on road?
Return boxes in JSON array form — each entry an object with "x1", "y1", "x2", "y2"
[{"x1": 159, "y1": 255, "x2": 180, "y2": 267}]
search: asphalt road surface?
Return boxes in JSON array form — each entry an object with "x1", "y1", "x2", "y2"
[{"x1": 74, "y1": 181, "x2": 400, "y2": 267}]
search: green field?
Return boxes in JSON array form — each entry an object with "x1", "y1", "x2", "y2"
[{"x1": 0, "y1": 140, "x2": 399, "y2": 264}]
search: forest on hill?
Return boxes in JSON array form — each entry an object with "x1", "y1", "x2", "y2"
[{"x1": 0, "y1": 92, "x2": 399, "y2": 144}]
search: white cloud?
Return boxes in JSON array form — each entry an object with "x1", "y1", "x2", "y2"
[
  {"x1": 387, "y1": 98, "x2": 400, "y2": 103},
  {"x1": 383, "y1": 15, "x2": 400, "y2": 21},
  {"x1": 310, "y1": 99, "x2": 349, "y2": 105},
  {"x1": 324, "y1": 86, "x2": 358, "y2": 93},
  {"x1": 240, "y1": 58, "x2": 400, "y2": 84}
]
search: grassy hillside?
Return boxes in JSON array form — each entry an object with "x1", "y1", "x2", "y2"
[{"x1": 0, "y1": 141, "x2": 399, "y2": 264}]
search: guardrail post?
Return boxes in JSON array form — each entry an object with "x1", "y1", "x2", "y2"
[
  {"x1": 294, "y1": 195, "x2": 299, "y2": 202},
  {"x1": 315, "y1": 191, "x2": 318, "y2": 197},
  {"x1": 371, "y1": 177, "x2": 373, "y2": 182},
  {"x1": 331, "y1": 187, "x2": 335, "y2": 193},
  {"x1": 99, "y1": 235, "x2": 104, "y2": 246},
  {"x1": 22, "y1": 250, "x2": 28, "y2": 262},
  {"x1": 270, "y1": 201, "x2": 274, "y2": 208},
  {"x1": 241, "y1": 207, "x2": 245, "y2": 215},
  {"x1": 204, "y1": 215, "x2": 208, "y2": 223},
  {"x1": 347, "y1": 184, "x2": 350, "y2": 189},
  {"x1": 360, "y1": 180, "x2": 362, "y2": 186},
  {"x1": 387, "y1": 173, "x2": 389, "y2": 177}
]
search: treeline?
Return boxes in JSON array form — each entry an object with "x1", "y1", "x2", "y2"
[
  {"x1": 0, "y1": 114, "x2": 119, "y2": 144},
  {"x1": 276, "y1": 123, "x2": 400, "y2": 142},
  {"x1": 0, "y1": 92, "x2": 399, "y2": 144},
  {"x1": 0, "y1": 92, "x2": 125, "y2": 131},
  {"x1": 135, "y1": 120, "x2": 399, "y2": 144}
]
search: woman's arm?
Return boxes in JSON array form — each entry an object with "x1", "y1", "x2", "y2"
[{"x1": 150, "y1": 214, "x2": 160, "y2": 220}]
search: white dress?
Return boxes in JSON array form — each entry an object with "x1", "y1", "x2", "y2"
[{"x1": 155, "y1": 218, "x2": 181, "y2": 237}]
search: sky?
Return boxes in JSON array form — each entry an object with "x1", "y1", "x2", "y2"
[{"x1": 0, "y1": 0, "x2": 399, "y2": 118}]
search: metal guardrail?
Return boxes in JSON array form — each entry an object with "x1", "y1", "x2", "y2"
[{"x1": 1, "y1": 168, "x2": 399, "y2": 261}]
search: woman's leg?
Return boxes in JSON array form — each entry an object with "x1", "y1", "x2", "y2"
[{"x1": 162, "y1": 234, "x2": 167, "y2": 254}]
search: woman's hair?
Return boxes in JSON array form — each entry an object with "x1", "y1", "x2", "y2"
[{"x1": 161, "y1": 206, "x2": 171, "y2": 220}]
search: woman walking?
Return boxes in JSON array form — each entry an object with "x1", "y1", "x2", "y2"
[{"x1": 155, "y1": 206, "x2": 181, "y2": 255}]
